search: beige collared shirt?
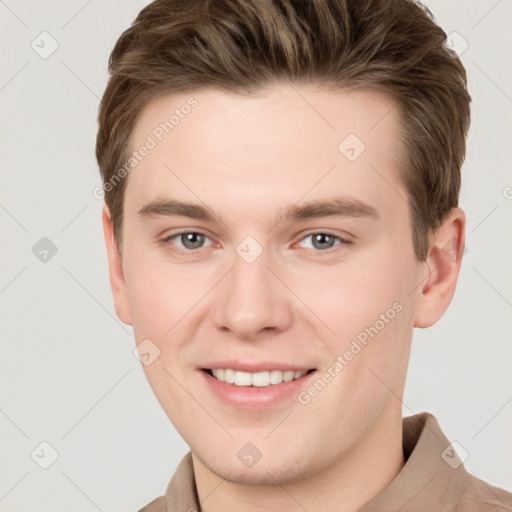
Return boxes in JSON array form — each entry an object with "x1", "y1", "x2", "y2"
[{"x1": 138, "y1": 412, "x2": 512, "y2": 511}]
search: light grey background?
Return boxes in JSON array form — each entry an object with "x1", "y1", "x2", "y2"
[{"x1": 1, "y1": 1, "x2": 511, "y2": 511}]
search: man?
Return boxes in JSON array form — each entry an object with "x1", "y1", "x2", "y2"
[{"x1": 95, "y1": 0, "x2": 512, "y2": 510}]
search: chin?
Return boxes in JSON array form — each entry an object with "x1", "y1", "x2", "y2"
[{"x1": 195, "y1": 446, "x2": 320, "y2": 487}]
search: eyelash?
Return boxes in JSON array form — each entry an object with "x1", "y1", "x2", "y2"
[{"x1": 161, "y1": 230, "x2": 352, "y2": 256}]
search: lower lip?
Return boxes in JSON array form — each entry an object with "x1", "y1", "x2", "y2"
[{"x1": 199, "y1": 369, "x2": 317, "y2": 410}]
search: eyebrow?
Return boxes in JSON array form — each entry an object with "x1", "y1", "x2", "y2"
[{"x1": 137, "y1": 196, "x2": 379, "y2": 224}]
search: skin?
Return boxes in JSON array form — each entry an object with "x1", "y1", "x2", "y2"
[{"x1": 102, "y1": 84, "x2": 465, "y2": 512}]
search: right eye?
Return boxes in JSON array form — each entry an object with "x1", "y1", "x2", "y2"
[{"x1": 162, "y1": 231, "x2": 214, "y2": 254}]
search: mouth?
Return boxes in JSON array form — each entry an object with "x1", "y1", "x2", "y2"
[{"x1": 201, "y1": 368, "x2": 316, "y2": 387}]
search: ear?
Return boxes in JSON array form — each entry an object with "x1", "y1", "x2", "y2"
[
  {"x1": 102, "y1": 205, "x2": 133, "y2": 325},
  {"x1": 413, "y1": 207, "x2": 466, "y2": 328}
]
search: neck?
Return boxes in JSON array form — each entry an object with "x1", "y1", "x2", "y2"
[{"x1": 192, "y1": 406, "x2": 405, "y2": 512}]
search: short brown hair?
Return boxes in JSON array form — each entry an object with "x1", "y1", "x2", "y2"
[{"x1": 96, "y1": 0, "x2": 471, "y2": 260}]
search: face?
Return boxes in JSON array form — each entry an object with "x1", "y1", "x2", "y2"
[{"x1": 103, "y1": 84, "x2": 459, "y2": 486}]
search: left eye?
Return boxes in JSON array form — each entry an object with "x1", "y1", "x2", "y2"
[{"x1": 296, "y1": 232, "x2": 349, "y2": 251}]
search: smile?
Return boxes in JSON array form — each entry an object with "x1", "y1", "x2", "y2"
[{"x1": 204, "y1": 368, "x2": 314, "y2": 387}]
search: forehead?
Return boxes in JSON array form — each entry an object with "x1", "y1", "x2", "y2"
[{"x1": 126, "y1": 84, "x2": 406, "y2": 225}]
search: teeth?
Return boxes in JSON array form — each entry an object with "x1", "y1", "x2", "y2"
[
  {"x1": 234, "y1": 371, "x2": 252, "y2": 386},
  {"x1": 269, "y1": 370, "x2": 284, "y2": 385},
  {"x1": 283, "y1": 371, "x2": 294, "y2": 382},
  {"x1": 210, "y1": 369, "x2": 308, "y2": 387},
  {"x1": 252, "y1": 371, "x2": 270, "y2": 387},
  {"x1": 224, "y1": 368, "x2": 235, "y2": 384}
]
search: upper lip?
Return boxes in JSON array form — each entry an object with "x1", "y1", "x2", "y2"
[{"x1": 199, "y1": 361, "x2": 316, "y2": 373}]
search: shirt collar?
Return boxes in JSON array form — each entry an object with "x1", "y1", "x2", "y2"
[
  {"x1": 359, "y1": 412, "x2": 468, "y2": 510},
  {"x1": 164, "y1": 412, "x2": 469, "y2": 511}
]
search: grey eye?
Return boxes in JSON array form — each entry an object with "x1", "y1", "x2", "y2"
[
  {"x1": 180, "y1": 232, "x2": 206, "y2": 249},
  {"x1": 313, "y1": 233, "x2": 336, "y2": 250},
  {"x1": 295, "y1": 231, "x2": 349, "y2": 252}
]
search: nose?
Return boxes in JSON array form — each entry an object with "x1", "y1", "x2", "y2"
[{"x1": 212, "y1": 245, "x2": 293, "y2": 340}]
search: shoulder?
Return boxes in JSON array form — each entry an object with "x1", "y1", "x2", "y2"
[
  {"x1": 135, "y1": 451, "x2": 197, "y2": 512},
  {"x1": 136, "y1": 495, "x2": 166, "y2": 512},
  {"x1": 456, "y1": 473, "x2": 512, "y2": 511}
]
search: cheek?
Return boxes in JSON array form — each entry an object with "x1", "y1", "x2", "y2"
[
  {"x1": 301, "y1": 254, "x2": 406, "y2": 331},
  {"x1": 123, "y1": 244, "x2": 209, "y2": 336},
  {"x1": 302, "y1": 247, "x2": 415, "y2": 380}
]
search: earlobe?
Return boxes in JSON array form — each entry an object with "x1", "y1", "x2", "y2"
[
  {"x1": 413, "y1": 208, "x2": 466, "y2": 328},
  {"x1": 102, "y1": 204, "x2": 133, "y2": 326}
]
